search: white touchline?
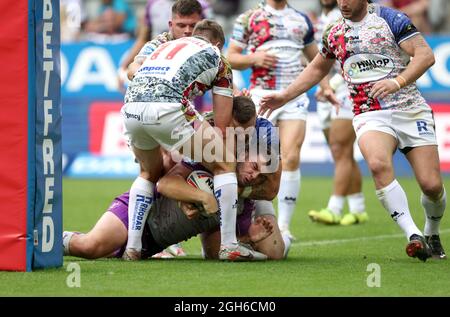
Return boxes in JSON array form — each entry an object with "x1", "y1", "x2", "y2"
[{"x1": 291, "y1": 228, "x2": 450, "y2": 248}]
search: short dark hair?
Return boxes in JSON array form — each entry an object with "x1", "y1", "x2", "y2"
[
  {"x1": 233, "y1": 96, "x2": 256, "y2": 124},
  {"x1": 172, "y1": 0, "x2": 203, "y2": 17},
  {"x1": 192, "y1": 19, "x2": 225, "y2": 48}
]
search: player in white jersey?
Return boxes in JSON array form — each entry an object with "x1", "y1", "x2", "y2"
[
  {"x1": 260, "y1": 0, "x2": 446, "y2": 261},
  {"x1": 121, "y1": 20, "x2": 263, "y2": 261},
  {"x1": 117, "y1": 0, "x2": 209, "y2": 89},
  {"x1": 309, "y1": 0, "x2": 368, "y2": 226},
  {"x1": 227, "y1": 0, "x2": 334, "y2": 242}
]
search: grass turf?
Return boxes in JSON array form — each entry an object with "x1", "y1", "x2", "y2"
[{"x1": 0, "y1": 176, "x2": 449, "y2": 296}]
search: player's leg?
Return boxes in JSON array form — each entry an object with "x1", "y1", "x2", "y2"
[
  {"x1": 121, "y1": 102, "x2": 164, "y2": 260},
  {"x1": 64, "y1": 212, "x2": 127, "y2": 259},
  {"x1": 251, "y1": 200, "x2": 287, "y2": 260},
  {"x1": 405, "y1": 145, "x2": 446, "y2": 259},
  {"x1": 200, "y1": 228, "x2": 221, "y2": 260},
  {"x1": 276, "y1": 119, "x2": 305, "y2": 240},
  {"x1": 181, "y1": 120, "x2": 264, "y2": 260},
  {"x1": 123, "y1": 147, "x2": 162, "y2": 260},
  {"x1": 312, "y1": 119, "x2": 354, "y2": 224},
  {"x1": 342, "y1": 159, "x2": 367, "y2": 225},
  {"x1": 251, "y1": 215, "x2": 285, "y2": 260},
  {"x1": 358, "y1": 128, "x2": 428, "y2": 260},
  {"x1": 330, "y1": 119, "x2": 367, "y2": 225}
]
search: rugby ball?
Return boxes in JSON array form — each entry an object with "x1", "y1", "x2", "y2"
[{"x1": 186, "y1": 170, "x2": 215, "y2": 216}]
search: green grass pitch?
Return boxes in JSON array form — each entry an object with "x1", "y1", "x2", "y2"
[{"x1": 1, "y1": 176, "x2": 449, "y2": 296}]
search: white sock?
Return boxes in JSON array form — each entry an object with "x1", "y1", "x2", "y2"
[
  {"x1": 126, "y1": 177, "x2": 155, "y2": 251},
  {"x1": 422, "y1": 187, "x2": 446, "y2": 236},
  {"x1": 214, "y1": 173, "x2": 238, "y2": 247},
  {"x1": 376, "y1": 179, "x2": 422, "y2": 240},
  {"x1": 277, "y1": 169, "x2": 301, "y2": 230},
  {"x1": 282, "y1": 232, "x2": 292, "y2": 258},
  {"x1": 327, "y1": 195, "x2": 345, "y2": 215},
  {"x1": 63, "y1": 231, "x2": 75, "y2": 256},
  {"x1": 347, "y1": 192, "x2": 366, "y2": 214}
]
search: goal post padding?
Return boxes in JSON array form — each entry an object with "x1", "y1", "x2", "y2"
[{"x1": 0, "y1": 0, "x2": 62, "y2": 271}]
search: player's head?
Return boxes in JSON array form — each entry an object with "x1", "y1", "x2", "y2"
[
  {"x1": 192, "y1": 20, "x2": 225, "y2": 50},
  {"x1": 320, "y1": 0, "x2": 337, "y2": 9},
  {"x1": 232, "y1": 96, "x2": 257, "y2": 130},
  {"x1": 169, "y1": 0, "x2": 203, "y2": 39},
  {"x1": 337, "y1": 0, "x2": 369, "y2": 21}
]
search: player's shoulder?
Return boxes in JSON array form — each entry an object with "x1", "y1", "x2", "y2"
[
  {"x1": 237, "y1": 1, "x2": 265, "y2": 22},
  {"x1": 323, "y1": 18, "x2": 344, "y2": 38},
  {"x1": 153, "y1": 31, "x2": 173, "y2": 43},
  {"x1": 370, "y1": 3, "x2": 408, "y2": 24}
]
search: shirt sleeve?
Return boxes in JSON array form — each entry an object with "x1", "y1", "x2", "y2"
[
  {"x1": 230, "y1": 10, "x2": 252, "y2": 49},
  {"x1": 134, "y1": 32, "x2": 171, "y2": 63},
  {"x1": 320, "y1": 23, "x2": 336, "y2": 59},
  {"x1": 302, "y1": 13, "x2": 315, "y2": 46},
  {"x1": 379, "y1": 6, "x2": 419, "y2": 44},
  {"x1": 212, "y1": 56, "x2": 234, "y2": 98}
]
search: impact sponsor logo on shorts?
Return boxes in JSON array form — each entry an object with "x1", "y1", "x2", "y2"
[
  {"x1": 124, "y1": 111, "x2": 140, "y2": 121},
  {"x1": 343, "y1": 53, "x2": 394, "y2": 84}
]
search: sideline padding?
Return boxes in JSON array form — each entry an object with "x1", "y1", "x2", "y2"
[{"x1": 0, "y1": 0, "x2": 62, "y2": 271}]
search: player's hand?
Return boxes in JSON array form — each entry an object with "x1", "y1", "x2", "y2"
[
  {"x1": 248, "y1": 216, "x2": 274, "y2": 243},
  {"x1": 252, "y1": 49, "x2": 277, "y2": 69},
  {"x1": 179, "y1": 202, "x2": 199, "y2": 219},
  {"x1": 370, "y1": 79, "x2": 400, "y2": 100},
  {"x1": 315, "y1": 87, "x2": 327, "y2": 102},
  {"x1": 258, "y1": 92, "x2": 287, "y2": 118},
  {"x1": 117, "y1": 67, "x2": 128, "y2": 94},
  {"x1": 200, "y1": 192, "x2": 219, "y2": 215},
  {"x1": 322, "y1": 88, "x2": 341, "y2": 115}
]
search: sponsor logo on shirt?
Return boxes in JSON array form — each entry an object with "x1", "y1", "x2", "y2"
[{"x1": 343, "y1": 53, "x2": 394, "y2": 84}]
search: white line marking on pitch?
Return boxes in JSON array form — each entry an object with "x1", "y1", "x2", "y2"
[{"x1": 292, "y1": 228, "x2": 450, "y2": 248}]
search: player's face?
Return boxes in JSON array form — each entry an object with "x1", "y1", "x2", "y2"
[
  {"x1": 237, "y1": 161, "x2": 262, "y2": 186},
  {"x1": 169, "y1": 13, "x2": 203, "y2": 39},
  {"x1": 337, "y1": 0, "x2": 368, "y2": 21},
  {"x1": 321, "y1": 0, "x2": 337, "y2": 9}
]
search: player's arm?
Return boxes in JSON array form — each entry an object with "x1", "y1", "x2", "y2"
[
  {"x1": 226, "y1": 42, "x2": 277, "y2": 70},
  {"x1": 370, "y1": 34, "x2": 435, "y2": 99},
  {"x1": 212, "y1": 58, "x2": 235, "y2": 136},
  {"x1": 303, "y1": 42, "x2": 335, "y2": 101},
  {"x1": 119, "y1": 24, "x2": 151, "y2": 77},
  {"x1": 398, "y1": 34, "x2": 435, "y2": 83},
  {"x1": 156, "y1": 163, "x2": 218, "y2": 213},
  {"x1": 259, "y1": 54, "x2": 337, "y2": 117}
]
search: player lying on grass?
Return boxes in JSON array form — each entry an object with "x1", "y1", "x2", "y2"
[
  {"x1": 63, "y1": 97, "x2": 287, "y2": 260},
  {"x1": 63, "y1": 154, "x2": 285, "y2": 260}
]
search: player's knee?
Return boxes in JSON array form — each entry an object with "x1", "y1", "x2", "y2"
[
  {"x1": 420, "y1": 180, "x2": 443, "y2": 199},
  {"x1": 330, "y1": 141, "x2": 352, "y2": 161},
  {"x1": 366, "y1": 157, "x2": 391, "y2": 176},
  {"x1": 281, "y1": 152, "x2": 300, "y2": 170}
]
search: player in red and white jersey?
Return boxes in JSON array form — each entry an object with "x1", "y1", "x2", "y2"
[
  {"x1": 260, "y1": 0, "x2": 446, "y2": 261},
  {"x1": 122, "y1": 21, "x2": 262, "y2": 262},
  {"x1": 227, "y1": 0, "x2": 330, "y2": 242},
  {"x1": 309, "y1": 0, "x2": 367, "y2": 226}
]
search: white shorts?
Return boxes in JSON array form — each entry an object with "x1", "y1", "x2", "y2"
[
  {"x1": 317, "y1": 87, "x2": 354, "y2": 130},
  {"x1": 121, "y1": 102, "x2": 203, "y2": 151},
  {"x1": 251, "y1": 88, "x2": 309, "y2": 124},
  {"x1": 353, "y1": 108, "x2": 437, "y2": 152}
]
